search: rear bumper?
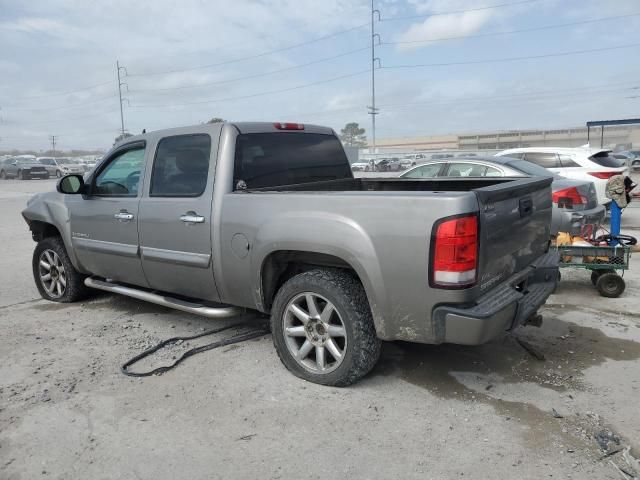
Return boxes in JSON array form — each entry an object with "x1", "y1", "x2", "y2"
[
  {"x1": 432, "y1": 251, "x2": 559, "y2": 345},
  {"x1": 556, "y1": 204, "x2": 606, "y2": 235}
]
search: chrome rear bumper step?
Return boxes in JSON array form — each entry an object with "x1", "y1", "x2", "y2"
[{"x1": 84, "y1": 277, "x2": 243, "y2": 319}]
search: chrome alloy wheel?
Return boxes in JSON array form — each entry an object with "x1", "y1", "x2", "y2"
[
  {"x1": 38, "y1": 249, "x2": 67, "y2": 298},
  {"x1": 283, "y1": 292, "x2": 347, "y2": 373}
]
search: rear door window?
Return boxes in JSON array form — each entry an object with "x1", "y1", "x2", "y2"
[
  {"x1": 558, "y1": 154, "x2": 580, "y2": 168},
  {"x1": 522, "y1": 152, "x2": 560, "y2": 168},
  {"x1": 589, "y1": 151, "x2": 625, "y2": 168},
  {"x1": 402, "y1": 163, "x2": 443, "y2": 178},
  {"x1": 501, "y1": 152, "x2": 523, "y2": 160},
  {"x1": 150, "y1": 134, "x2": 212, "y2": 197},
  {"x1": 233, "y1": 133, "x2": 351, "y2": 189}
]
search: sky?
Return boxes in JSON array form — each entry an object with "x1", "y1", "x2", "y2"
[{"x1": 1, "y1": 0, "x2": 640, "y2": 151}]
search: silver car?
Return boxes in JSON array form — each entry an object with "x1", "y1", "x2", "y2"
[
  {"x1": 38, "y1": 157, "x2": 85, "y2": 178},
  {"x1": 400, "y1": 156, "x2": 605, "y2": 236}
]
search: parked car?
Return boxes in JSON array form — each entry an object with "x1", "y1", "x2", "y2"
[
  {"x1": 0, "y1": 156, "x2": 49, "y2": 180},
  {"x1": 350, "y1": 162, "x2": 369, "y2": 172},
  {"x1": 617, "y1": 150, "x2": 640, "y2": 170},
  {"x1": 400, "y1": 156, "x2": 605, "y2": 236},
  {"x1": 495, "y1": 147, "x2": 628, "y2": 205},
  {"x1": 37, "y1": 157, "x2": 85, "y2": 178},
  {"x1": 431, "y1": 153, "x2": 454, "y2": 160},
  {"x1": 23, "y1": 122, "x2": 558, "y2": 386}
]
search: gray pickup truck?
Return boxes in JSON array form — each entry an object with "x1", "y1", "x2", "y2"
[{"x1": 22, "y1": 122, "x2": 559, "y2": 386}]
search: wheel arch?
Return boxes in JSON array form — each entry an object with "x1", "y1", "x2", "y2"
[{"x1": 258, "y1": 249, "x2": 387, "y2": 338}]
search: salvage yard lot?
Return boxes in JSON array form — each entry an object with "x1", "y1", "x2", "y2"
[{"x1": 1, "y1": 178, "x2": 639, "y2": 479}]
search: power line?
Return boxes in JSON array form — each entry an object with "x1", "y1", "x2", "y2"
[
  {"x1": 384, "y1": 12, "x2": 640, "y2": 46},
  {"x1": 129, "y1": 69, "x2": 370, "y2": 109},
  {"x1": 130, "y1": 46, "x2": 370, "y2": 94},
  {"x1": 5, "y1": 94, "x2": 118, "y2": 113},
  {"x1": 378, "y1": 85, "x2": 639, "y2": 110},
  {"x1": 383, "y1": 43, "x2": 640, "y2": 69},
  {"x1": 1, "y1": 80, "x2": 113, "y2": 101},
  {"x1": 380, "y1": 0, "x2": 541, "y2": 22},
  {"x1": 127, "y1": 23, "x2": 369, "y2": 78}
]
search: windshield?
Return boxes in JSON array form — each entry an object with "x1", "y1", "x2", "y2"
[
  {"x1": 506, "y1": 159, "x2": 556, "y2": 177},
  {"x1": 589, "y1": 151, "x2": 625, "y2": 168},
  {"x1": 17, "y1": 158, "x2": 36, "y2": 164}
]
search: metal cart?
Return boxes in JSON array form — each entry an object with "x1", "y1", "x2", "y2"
[{"x1": 553, "y1": 244, "x2": 631, "y2": 297}]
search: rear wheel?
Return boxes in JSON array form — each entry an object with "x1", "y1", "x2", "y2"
[
  {"x1": 32, "y1": 236, "x2": 91, "y2": 303},
  {"x1": 590, "y1": 269, "x2": 615, "y2": 286},
  {"x1": 0, "y1": 170, "x2": 5, "y2": 179},
  {"x1": 270, "y1": 268, "x2": 381, "y2": 387},
  {"x1": 595, "y1": 272, "x2": 625, "y2": 298}
]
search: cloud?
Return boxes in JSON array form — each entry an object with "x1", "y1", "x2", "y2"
[{"x1": 395, "y1": 10, "x2": 493, "y2": 50}]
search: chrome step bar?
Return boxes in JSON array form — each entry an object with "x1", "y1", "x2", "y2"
[{"x1": 85, "y1": 277, "x2": 243, "y2": 319}]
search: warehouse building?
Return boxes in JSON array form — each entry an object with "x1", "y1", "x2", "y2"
[{"x1": 370, "y1": 123, "x2": 640, "y2": 153}]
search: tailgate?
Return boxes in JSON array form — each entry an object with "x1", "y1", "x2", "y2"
[{"x1": 473, "y1": 176, "x2": 553, "y2": 292}]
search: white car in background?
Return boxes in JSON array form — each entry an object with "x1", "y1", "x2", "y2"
[{"x1": 495, "y1": 147, "x2": 628, "y2": 205}]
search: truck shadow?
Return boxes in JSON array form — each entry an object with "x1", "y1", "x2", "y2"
[{"x1": 371, "y1": 317, "x2": 640, "y2": 398}]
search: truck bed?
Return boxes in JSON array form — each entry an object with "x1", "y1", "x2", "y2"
[{"x1": 240, "y1": 176, "x2": 549, "y2": 198}]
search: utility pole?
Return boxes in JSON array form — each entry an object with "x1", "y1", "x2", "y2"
[
  {"x1": 368, "y1": 0, "x2": 381, "y2": 153},
  {"x1": 116, "y1": 60, "x2": 128, "y2": 137},
  {"x1": 49, "y1": 135, "x2": 57, "y2": 157}
]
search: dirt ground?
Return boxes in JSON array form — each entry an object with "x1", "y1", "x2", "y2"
[{"x1": 1, "y1": 177, "x2": 639, "y2": 479}]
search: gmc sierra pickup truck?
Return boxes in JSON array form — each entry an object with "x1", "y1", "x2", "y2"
[{"x1": 22, "y1": 122, "x2": 559, "y2": 386}]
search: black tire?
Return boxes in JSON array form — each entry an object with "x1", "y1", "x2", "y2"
[
  {"x1": 0, "y1": 170, "x2": 5, "y2": 179},
  {"x1": 270, "y1": 268, "x2": 381, "y2": 387},
  {"x1": 56, "y1": 170, "x2": 62, "y2": 178},
  {"x1": 595, "y1": 272, "x2": 625, "y2": 298},
  {"x1": 32, "y1": 236, "x2": 91, "y2": 303},
  {"x1": 590, "y1": 269, "x2": 615, "y2": 286}
]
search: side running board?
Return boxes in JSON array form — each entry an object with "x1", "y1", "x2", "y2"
[{"x1": 84, "y1": 277, "x2": 243, "y2": 319}]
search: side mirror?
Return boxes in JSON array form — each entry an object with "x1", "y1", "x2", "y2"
[{"x1": 57, "y1": 174, "x2": 85, "y2": 194}]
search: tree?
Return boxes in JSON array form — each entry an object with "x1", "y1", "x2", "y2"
[
  {"x1": 207, "y1": 117, "x2": 225, "y2": 124},
  {"x1": 339, "y1": 122, "x2": 367, "y2": 147},
  {"x1": 114, "y1": 132, "x2": 133, "y2": 145}
]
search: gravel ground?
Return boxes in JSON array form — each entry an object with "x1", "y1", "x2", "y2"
[{"x1": 1, "y1": 177, "x2": 639, "y2": 479}]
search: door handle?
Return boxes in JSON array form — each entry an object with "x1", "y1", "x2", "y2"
[
  {"x1": 114, "y1": 211, "x2": 134, "y2": 221},
  {"x1": 180, "y1": 213, "x2": 205, "y2": 224}
]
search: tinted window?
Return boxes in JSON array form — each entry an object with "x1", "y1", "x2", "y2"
[
  {"x1": 558, "y1": 153, "x2": 580, "y2": 167},
  {"x1": 402, "y1": 163, "x2": 443, "y2": 178},
  {"x1": 446, "y1": 162, "x2": 496, "y2": 177},
  {"x1": 589, "y1": 151, "x2": 625, "y2": 168},
  {"x1": 505, "y1": 160, "x2": 555, "y2": 177},
  {"x1": 500, "y1": 152, "x2": 523, "y2": 160},
  {"x1": 522, "y1": 152, "x2": 559, "y2": 168},
  {"x1": 150, "y1": 134, "x2": 211, "y2": 196},
  {"x1": 94, "y1": 147, "x2": 145, "y2": 196},
  {"x1": 233, "y1": 133, "x2": 351, "y2": 189}
]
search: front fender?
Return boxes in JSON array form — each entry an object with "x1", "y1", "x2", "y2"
[
  {"x1": 251, "y1": 211, "x2": 391, "y2": 338},
  {"x1": 22, "y1": 192, "x2": 86, "y2": 273}
]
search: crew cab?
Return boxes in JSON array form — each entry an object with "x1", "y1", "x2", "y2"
[{"x1": 22, "y1": 122, "x2": 559, "y2": 386}]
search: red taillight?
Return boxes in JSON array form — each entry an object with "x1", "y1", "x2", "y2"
[
  {"x1": 273, "y1": 122, "x2": 304, "y2": 130},
  {"x1": 431, "y1": 215, "x2": 478, "y2": 288},
  {"x1": 551, "y1": 186, "x2": 587, "y2": 209},
  {"x1": 588, "y1": 171, "x2": 618, "y2": 179}
]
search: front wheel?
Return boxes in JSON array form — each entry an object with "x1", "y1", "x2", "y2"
[
  {"x1": 270, "y1": 269, "x2": 381, "y2": 387},
  {"x1": 0, "y1": 170, "x2": 5, "y2": 179},
  {"x1": 590, "y1": 269, "x2": 615, "y2": 286},
  {"x1": 32, "y1": 236, "x2": 91, "y2": 303},
  {"x1": 56, "y1": 170, "x2": 62, "y2": 178}
]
